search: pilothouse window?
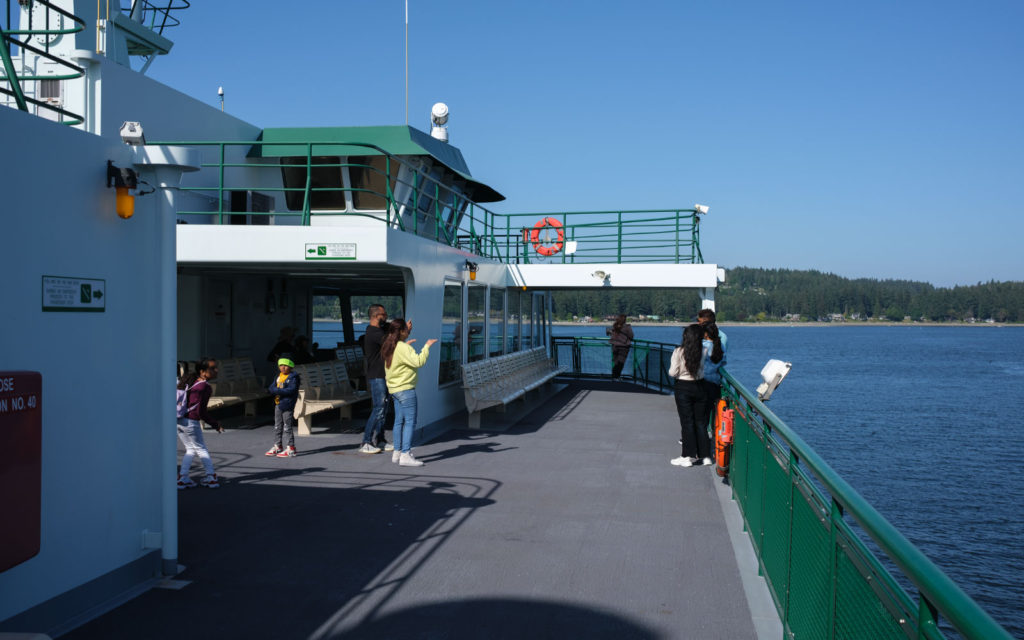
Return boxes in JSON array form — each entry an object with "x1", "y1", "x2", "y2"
[
  {"x1": 349, "y1": 156, "x2": 397, "y2": 211},
  {"x1": 280, "y1": 156, "x2": 345, "y2": 211}
]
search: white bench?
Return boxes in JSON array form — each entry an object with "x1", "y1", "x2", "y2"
[
  {"x1": 334, "y1": 345, "x2": 366, "y2": 387},
  {"x1": 178, "y1": 357, "x2": 267, "y2": 416},
  {"x1": 461, "y1": 347, "x2": 566, "y2": 429},
  {"x1": 292, "y1": 360, "x2": 370, "y2": 435}
]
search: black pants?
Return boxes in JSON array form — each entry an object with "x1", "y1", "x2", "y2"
[
  {"x1": 702, "y1": 380, "x2": 722, "y2": 440},
  {"x1": 674, "y1": 379, "x2": 710, "y2": 459},
  {"x1": 611, "y1": 346, "x2": 630, "y2": 378}
]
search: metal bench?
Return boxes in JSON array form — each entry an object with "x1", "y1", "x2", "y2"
[
  {"x1": 293, "y1": 361, "x2": 370, "y2": 435},
  {"x1": 461, "y1": 347, "x2": 566, "y2": 429}
]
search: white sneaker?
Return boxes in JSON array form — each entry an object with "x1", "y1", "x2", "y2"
[
  {"x1": 392, "y1": 450, "x2": 401, "y2": 463},
  {"x1": 702, "y1": 457, "x2": 713, "y2": 466},
  {"x1": 670, "y1": 456, "x2": 695, "y2": 467},
  {"x1": 383, "y1": 443, "x2": 394, "y2": 452},
  {"x1": 399, "y1": 452, "x2": 424, "y2": 467},
  {"x1": 360, "y1": 443, "x2": 381, "y2": 454}
]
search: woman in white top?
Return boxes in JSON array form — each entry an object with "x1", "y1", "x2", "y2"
[{"x1": 668, "y1": 324, "x2": 712, "y2": 467}]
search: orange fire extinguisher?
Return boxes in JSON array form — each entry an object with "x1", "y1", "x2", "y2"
[{"x1": 715, "y1": 400, "x2": 734, "y2": 478}]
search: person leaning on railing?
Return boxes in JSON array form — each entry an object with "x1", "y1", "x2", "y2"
[
  {"x1": 606, "y1": 314, "x2": 634, "y2": 380},
  {"x1": 697, "y1": 309, "x2": 726, "y2": 433}
]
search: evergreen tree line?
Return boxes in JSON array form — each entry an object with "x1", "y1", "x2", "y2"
[{"x1": 551, "y1": 267, "x2": 1024, "y2": 323}]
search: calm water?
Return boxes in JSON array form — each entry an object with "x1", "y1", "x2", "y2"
[{"x1": 316, "y1": 320, "x2": 1024, "y2": 635}]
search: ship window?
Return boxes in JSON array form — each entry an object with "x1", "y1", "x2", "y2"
[
  {"x1": 349, "y1": 155, "x2": 398, "y2": 211},
  {"x1": 507, "y1": 288, "x2": 521, "y2": 352},
  {"x1": 439, "y1": 282, "x2": 463, "y2": 385},
  {"x1": 467, "y1": 284, "x2": 486, "y2": 363},
  {"x1": 39, "y1": 79, "x2": 60, "y2": 99},
  {"x1": 489, "y1": 288, "x2": 506, "y2": 357},
  {"x1": 280, "y1": 156, "x2": 345, "y2": 211}
]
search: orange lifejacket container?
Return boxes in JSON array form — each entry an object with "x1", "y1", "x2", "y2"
[
  {"x1": 715, "y1": 401, "x2": 734, "y2": 478},
  {"x1": 530, "y1": 217, "x2": 564, "y2": 256}
]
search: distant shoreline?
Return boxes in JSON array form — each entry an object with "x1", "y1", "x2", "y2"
[{"x1": 313, "y1": 318, "x2": 1020, "y2": 328}]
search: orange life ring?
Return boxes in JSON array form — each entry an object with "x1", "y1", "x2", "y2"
[
  {"x1": 715, "y1": 401, "x2": 734, "y2": 478},
  {"x1": 530, "y1": 217, "x2": 564, "y2": 256}
]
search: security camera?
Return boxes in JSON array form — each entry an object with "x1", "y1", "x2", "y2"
[{"x1": 119, "y1": 121, "x2": 146, "y2": 145}]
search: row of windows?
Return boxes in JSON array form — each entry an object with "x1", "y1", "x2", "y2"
[{"x1": 438, "y1": 283, "x2": 547, "y2": 385}]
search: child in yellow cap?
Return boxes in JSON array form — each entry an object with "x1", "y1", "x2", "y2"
[{"x1": 266, "y1": 358, "x2": 301, "y2": 457}]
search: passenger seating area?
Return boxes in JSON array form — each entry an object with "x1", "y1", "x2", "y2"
[
  {"x1": 461, "y1": 347, "x2": 566, "y2": 429},
  {"x1": 334, "y1": 344, "x2": 365, "y2": 386},
  {"x1": 292, "y1": 360, "x2": 370, "y2": 435},
  {"x1": 178, "y1": 357, "x2": 266, "y2": 415}
]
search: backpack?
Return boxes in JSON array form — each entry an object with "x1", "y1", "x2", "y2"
[{"x1": 176, "y1": 383, "x2": 198, "y2": 419}]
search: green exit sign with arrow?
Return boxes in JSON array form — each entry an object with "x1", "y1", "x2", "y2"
[{"x1": 304, "y1": 243, "x2": 356, "y2": 261}]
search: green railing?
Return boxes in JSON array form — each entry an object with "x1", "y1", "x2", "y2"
[
  {"x1": 551, "y1": 335, "x2": 676, "y2": 389},
  {"x1": 720, "y1": 369, "x2": 1014, "y2": 640},
  {"x1": 551, "y1": 335, "x2": 1014, "y2": 639},
  {"x1": 150, "y1": 139, "x2": 704, "y2": 265},
  {"x1": 0, "y1": 0, "x2": 85, "y2": 124}
]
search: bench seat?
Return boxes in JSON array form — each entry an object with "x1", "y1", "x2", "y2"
[
  {"x1": 293, "y1": 360, "x2": 370, "y2": 435},
  {"x1": 461, "y1": 347, "x2": 567, "y2": 429}
]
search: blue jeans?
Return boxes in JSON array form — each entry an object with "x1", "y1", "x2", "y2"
[
  {"x1": 363, "y1": 378, "x2": 388, "y2": 445},
  {"x1": 391, "y1": 389, "x2": 417, "y2": 453},
  {"x1": 177, "y1": 418, "x2": 215, "y2": 477}
]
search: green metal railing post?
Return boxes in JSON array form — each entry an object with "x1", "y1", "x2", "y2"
[{"x1": 217, "y1": 143, "x2": 225, "y2": 224}]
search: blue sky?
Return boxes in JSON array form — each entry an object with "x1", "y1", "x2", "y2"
[{"x1": 145, "y1": 1, "x2": 1023, "y2": 287}]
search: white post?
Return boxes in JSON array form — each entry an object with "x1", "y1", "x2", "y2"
[
  {"x1": 700, "y1": 288, "x2": 716, "y2": 313},
  {"x1": 132, "y1": 146, "x2": 199, "y2": 576}
]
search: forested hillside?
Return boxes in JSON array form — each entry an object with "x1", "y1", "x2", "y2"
[{"x1": 550, "y1": 268, "x2": 1024, "y2": 322}]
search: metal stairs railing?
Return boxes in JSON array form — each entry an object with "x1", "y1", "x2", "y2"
[{"x1": 0, "y1": 0, "x2": 85, "y2": 125}]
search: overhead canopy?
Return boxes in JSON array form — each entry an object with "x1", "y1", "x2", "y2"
[{"x1": 249, "y1": 125, "x2": 504, "y2": 203}]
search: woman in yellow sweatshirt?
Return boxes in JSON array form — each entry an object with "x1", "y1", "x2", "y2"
[{"x1": 381, "y1": 318, "x2": 437, "y2": 467}]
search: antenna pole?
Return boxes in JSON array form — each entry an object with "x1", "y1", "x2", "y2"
[{"x1": 405, "y1": 0, "x2": 409, "y2": 125}]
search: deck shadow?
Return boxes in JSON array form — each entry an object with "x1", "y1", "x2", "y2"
[{"x1": 62, "y1": 479, "x2": 496, "y2": 640}]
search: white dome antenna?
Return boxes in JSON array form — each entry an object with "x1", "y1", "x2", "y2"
[{"x1": 430, "y1": 102, "x2": 449, "y2": 142}]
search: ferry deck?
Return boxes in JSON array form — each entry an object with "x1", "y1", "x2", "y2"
[{"x1": 59, "y1": 380, "x2": 780, "y2": 640}]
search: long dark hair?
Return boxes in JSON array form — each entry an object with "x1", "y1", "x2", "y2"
[
  {"x1": 612, "y1": 314, "x2": 627, "y2": 333},
  {"x1": 681, "y1": 324, "x2": 704, "y2": 378},
  {"x1": 704, "y1": 323, "x2": 724, "y2": 364},
  {"x1": 177, "y1": 357, "x2": 215, "y2": 389},
  {"x1": 380, "y1": 318, "x2": 408, "y2": 368}
]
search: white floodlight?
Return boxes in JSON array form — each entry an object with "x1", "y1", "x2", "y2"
[
  {"x1": 694, "y1": 204, "x2": 709, "y2": 215},
  {"x1": 756, "y1": 359, "x2": 791, "y2": 401},
  {"x1": 430, "y1": 103, "x2": 450, "y2": 142},
  {"x1": 430, "y1": 102, "x2": 449, "y2": 125},
  {"x1": 119, "y1": 121, "x2": 146, "y2": 145}
]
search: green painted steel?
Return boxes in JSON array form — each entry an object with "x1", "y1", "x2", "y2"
[
  {"x1": 551, "y1": 335, "x2": 1013, "y2": 639},
  {"x1": 720, "y1": 368, "x2": 1014, "y2": 640},
  {"x1": 0, "y1": 0, "x2": 85, "y2": 125},
  {"x1": 147, "y1": 139, "x2": 705, "y2": 265}
]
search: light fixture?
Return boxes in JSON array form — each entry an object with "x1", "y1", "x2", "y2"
[
  {"x1": 591, "y1": 270, "x2": 610, "y2": 282},
  {"x1": 430, "y1": 102, "x2": 450, "y2": 142},
  {"x1": 107, "y1": 160, "x2": 138, "y2": 219},
  {"x1": 119, "y1": 121, "x2": 146, "y2": 145},
  {"x1": 756, "y1": 359, "x2": 792, "y2": 401},
  {"x1": 694, "y1": 204, "x2": 709, "y2": 215},
  {"x1": 464, "y1": 260, "x2": 479, "y2": 281}
]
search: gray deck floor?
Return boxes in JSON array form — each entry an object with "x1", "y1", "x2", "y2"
[{"x1": 64, "y1": 381, "x2": 772, "y2": 639}]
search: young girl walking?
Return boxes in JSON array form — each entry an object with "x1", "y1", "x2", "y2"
[
  {"x1": 176, "y1": 357, "x2": 223, "y2": 488},
  {"x1": 381, "y1": 318, "x2": 437, "y2": 467}
]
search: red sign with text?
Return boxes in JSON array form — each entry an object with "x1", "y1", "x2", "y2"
[{"x1": 0, "y1": 371, "x2": 42, "y2": 572}]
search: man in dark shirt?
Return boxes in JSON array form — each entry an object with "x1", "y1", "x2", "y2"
[{"x1": 359, "y1": 304, "x2": 391, "y2": 453}]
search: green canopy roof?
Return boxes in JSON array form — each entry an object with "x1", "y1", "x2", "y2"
[{"x1": 250, "y1": 125, "x2": 504, "y2": 203}]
